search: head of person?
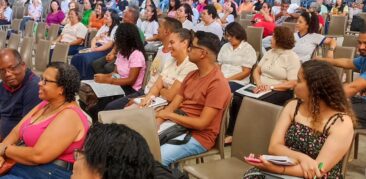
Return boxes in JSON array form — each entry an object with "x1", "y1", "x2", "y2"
[
  {"x1": 84, "y1": 0, "x2": 92, "y2": 10},
  {"x1": 280, "y1": 0, "x2": 290, "y2": 11},
  {"x1": 145, "y1": 4, "x2": 158, "y2": 22},
  {"x1": 261, "y1": 2, "x2": 271, "y2": 14},
  {"x1": 69, "y1": 1, "x2": 79, "y2": 11},
  {"x1": 188, "y1": 31, "x2": 220, "y2": 64},
  {"x1": 336, "y1": 0, "x2": 343, "y2": 6},
  {"x1": 271, "y1": 26, "x2": 295, "y2": 49},
  {"x1": 71, "y1": 123, "x2": 155, "y2": 179},
  {"x1": 0, "y1": 0, "x2": 9, "y2": 7},
  {"x1": 123, "y1": 6, "x2": 140, "y2": 24},
  {"x1": 309, "y1": 2, "x2": 321, "y2": 14},
  {"x1": 169, "y1": 0, "x2": 180, "y2": 11},
  {"x1": 95, "y1": 3, "x2": 107, "y2": 19},
  {"x1": 296, "y1": 11, "x2": 319, "y2": 34},
  {"x1": 357, "y1": 28, "x2": 366, "y2": 56},
  {"x1": 105, "y1": 9, "x2": 120, "y2": 35},
  {"x1": 202, "y1": 5, "x2": 218, "y2": 24},
  {"x1": 225, "y1": 22, "x2": 246, "y2": 47},
  {"x1": 50, "y1": 0, "x2": 61, "y2": 13},
  {"x1": 68, "y1": 9, "x2": 81, "y2": 24},
  {"x1": 0, "y1": 49, "x2": 26, "y2": 88},
  {"x1": 274, "y1": 0, "x2": 281, "y2": 6},
  {"x1": 39, "y1": 62, "x2": 80, "y2": 103},
  {"x1": 32, "y1": 0, "x2": 42, "y2": 6},
  {"x1": 157, "y1": 17, "x2": 182, "y2": 41},
  {"x1": 169, "y1": 28, "x2": 192, "y2": 58},
  {"x1": 176, "y1": 3, "x2": 193, "y2": 21},
  {"x1": 115, "y1": 23, "x2": 146, "y2": 58},
  {"x1": 295, "y1": 60, "x2": 355, "y2": 127}
]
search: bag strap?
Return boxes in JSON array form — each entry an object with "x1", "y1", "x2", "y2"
[{"x1": 165, "y1": 132, "x2": 192, "y2": 145}]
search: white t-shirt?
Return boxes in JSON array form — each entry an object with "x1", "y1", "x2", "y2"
[
  {"x1": 218, "y1": 13, "x2": 234, "y2": 25},
  {"x1": 160, "y1": 57, "x2": 197, "y2": 88},
  {"x1": 144, "y1": 47, "x2": 173, "y2": 94},
  {"x1": 194, "y1": 21, "x2": 223, "y2": 40},
  {"x1": 61, "y1": 22, "x2": 88, "y2": 43},
  {"x1": 218, "y1": 41, "x2": 257, "y2": 85},
  {"x1": 95, "y1": 25, "x2": 118, "y2": 45},
  {"x1": 182, "y1": 19, "x2": 194, "y2": 30},
  {"x1": 292, "y1": 32, "x2": 325, "y2": 63},
  {"x1": 140, "y1": 20, "x2": 159, "y2": 39}
]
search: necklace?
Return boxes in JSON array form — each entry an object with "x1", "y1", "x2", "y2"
[{"x1": 30, "y1": 102, "x2": 67, "y2": 125}]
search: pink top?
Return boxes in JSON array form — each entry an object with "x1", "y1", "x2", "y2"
[
  {"x1": 114, "y1": 50, "x2": 146, "y2": 91},
  {"x1": 19, "y1": 101, "x2": 90, "y2": 163},
  {"x1": 197, "y1": 3, "x2": 206, "y2": 13},
  {"x1": 167, "y1": 10, "x2": 176, "y2": 18}
]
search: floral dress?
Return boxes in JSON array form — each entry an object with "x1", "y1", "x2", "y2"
[{"x1": 243, "y1": 100, "x2": 345, "y2": 179}]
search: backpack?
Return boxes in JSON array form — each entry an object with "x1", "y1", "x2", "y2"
[{"x1": 350, "y1": 15, "x2": 365, "y2": 31}]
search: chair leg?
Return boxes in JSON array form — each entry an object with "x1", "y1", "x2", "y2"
[
  {"x1": 200, "y1": 157, "x2": 204, "y2": 163},
  {"x1": 195, "y1": 158, "x2": 200, "y2": 164},
  {"x1": 354, "y1": 133, "x2": 359, "y2": 159}
]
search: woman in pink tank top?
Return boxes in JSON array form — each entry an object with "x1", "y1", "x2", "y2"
[{"x1": 0, "y1": 62, "x2": 90, "y2": 179}]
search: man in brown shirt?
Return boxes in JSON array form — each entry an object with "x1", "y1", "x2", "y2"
[{"x1": 157, "y1": 31, "x2": 231, "y2": 166}]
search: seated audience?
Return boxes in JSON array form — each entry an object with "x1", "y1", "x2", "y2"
[
  {"x1": 271, "y1": 0, "x2": 281, "y2": 16},
  {"x1": 219, "y1": 2, "x2": 237, "y2": 26},
  {"x1": 309, "y1": 2, "x2": 325, "y2": 32},
  {"x1": 167, "y1": 0, "x2": 180, "y2": 18},
  {"x1": 318, "y1": 0, "x2": 329, "y2": 14},
  {"x1": 330, "y1": 0, "x2": 348, "y2": 16},
  {"x1": 226, "y1": 26, "x2": 301, "y2": 144},
  {"x1": 181, "y1": 0, "x2": 199, "y2": 25},
  {"x1": 20, "y1": 0, "x2": 43, "y2": 31},
  {"x1": 61, "y1": 1, "x2": 79, "y2": 25},
  {"x1": 104, "y1": 17, "x2": 182, "y2": 110},
  {"x1": 158, "y1": 31, "x2": 231, "y2": 166},
  {"x1": 81, "y1": 0, "x2": 93, "y2": 26},
  {"x1": 53, "y1": 9, "x2": 88, "y2": 56},
  {"x1": 314, "y1": 31, "x2": 366, "y2": 128},
  {"x1": 244, "y1": 60, "x2": 355, "y2": 179},
  {"x1": 176, "y1": 3, "x2": 194, "y2": 30},
  {"x1": 142, "y1": 4, "x2": 159, "y2": 41},
  {"x1": 275, "y1": 0, "x2": 299, "y2": 26},
  {"x1": 252, "y1": 2, "x2": 275, "y2": 37},
  {"x1": 0, "y1": 62, "x2": 90, "y2": 178},
  {"x1": 71, "y1": 123, "x2": 155, "y2": 179},
  {"x1": 0, "y1": 0, "x2": 11, "y2": 25},
  {"x1": 71, "y1": 9, "x2": 119, "y2": 80},
  {"x1": 46, "y1": 0, "x2": 66, "y2": 26},
  {"x1": 238, "y1": 0, "x2": 253, "y2": 14},
  {"x1": 88, "y1": 3, "x2": 106, "y2": 31},
  {"x1": 194, "y1": 5, "x2": 223, "y2": 40},
  {"x1": 0, "y1": 49, "x2": 41, "y2": 139}
]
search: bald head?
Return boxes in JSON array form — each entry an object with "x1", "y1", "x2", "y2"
[{"x1": 0, "y1": 48, "x2": 22, "y2": 63}]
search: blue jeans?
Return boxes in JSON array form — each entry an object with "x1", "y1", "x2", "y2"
[
  {"x1": 70, "y1": 50, "x2": 110, "y2": 80},
  {"x1": 0, "y1": 163, "x2": 71, "y2": 179},
  {"x1": 161, "y1": 134, "x2": 206, "y2": 167}
]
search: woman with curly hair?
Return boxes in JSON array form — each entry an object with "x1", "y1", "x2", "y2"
[
  {"x1": 94, "y1": 23, "x2": 146, "y2": 95},
  {"x1": 243, "y1": 60, "x2": 355, "y2": 179},
  {"x1": 226, "y1": 26, "x2": 301, "y2": 144},
  {"x1": 71, "y1": 123, "x2": 155, "y2": 179},
  {"x1": 0, "y1": 62, "x2": 90, "y2": 178}
]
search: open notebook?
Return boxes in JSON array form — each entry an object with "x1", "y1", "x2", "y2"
[
  {"x1": 262, "y1": 155, "x2": 296, "y2": 166},
  {"x1": 235, "y1": 84, "x2": 272, "y2": 98},
  {"x1": 133, "y1": 96, "x2": 168, "y2": 109},
  {"x1": 81, "y1": 80, "x2": 125, "y2": 98}
]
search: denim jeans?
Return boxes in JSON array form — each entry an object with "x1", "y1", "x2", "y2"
[
  {"x1": 161, "y1": 134, "x2": 206, "y2": 167},
  {"x1": 0, "y1": 163, "x2": 71, "y2": 179}
]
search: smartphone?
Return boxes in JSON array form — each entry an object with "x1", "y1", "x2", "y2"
[{"x1": 244, "y1": 156, "x2": 262, "y2": 163}]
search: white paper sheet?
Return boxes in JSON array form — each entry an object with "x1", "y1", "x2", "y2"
[{"x1": 81, "y1": 80, "x2": 125, "y2": 98}]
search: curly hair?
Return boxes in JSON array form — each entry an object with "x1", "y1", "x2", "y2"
[
  {"x1": 300, "y1": 11, "x2": 319, "y2": 34},
  {"x1": 301, "y1": 60, "x2": 356, "y2": 127},
  {"x1": 83, "y1": 123, "x2": 155, "y2": 179},
  {"x1": 47, "y1": 62, "x2": 80, "y2": 102},
  {"x1": 273, "y1": 26, "x2": 295, "y2": 49},
  {"x1": 114, "y1": 23, "x2": 146, "y2": 59}
]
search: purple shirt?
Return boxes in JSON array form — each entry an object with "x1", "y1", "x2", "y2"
[{"x1": 46, "y1": 10, "x2": 65, "y2": 26}]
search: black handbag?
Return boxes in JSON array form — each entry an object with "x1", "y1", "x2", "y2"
[{"x1": 158, "y1": 109, "x2": 191, "y2": 145}]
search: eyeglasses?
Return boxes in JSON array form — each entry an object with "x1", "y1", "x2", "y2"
[
  {"x1": 74, "y1": 149, "x2": 85, "y2": 161},
  {"x1": 0, "y1": 62, "x2": 22, "y2": 76},
  {"x1": 40, "y1": 76, "x2": 58, "y2": 85},
  {"x1": 189, "y1": 44, "x2": 206, "y2": 51}
]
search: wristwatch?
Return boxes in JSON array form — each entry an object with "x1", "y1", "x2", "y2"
[{"x1": 270, "y1": 86, "x2": 274, "y2": 90}]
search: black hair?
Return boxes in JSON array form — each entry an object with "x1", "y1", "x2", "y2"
[
  {"x1": 300, "y1": 11, "x2": 319, "y2": 34},
  {"x1": 83, "y1": 123, "x2": 155, "y2": 179},
  {"x1": 95, "y1": 3, "x2": 107, "y2": 19},
  {"x1": 281, "y1": 0, "x2": 290, "y2": 5},
  {"x1": 169, "y1": 0, "x2": 180, "y2": 11},
  {"x1": 172, "y1": 28, "x2": 193, "y2": 45},
  {"x1": 180, "y1": 3, "x2": 193, "y2": 21},
  {"x1": 162, "y1": 16, "x2": 183, "y2": 32},
  {"x1": 114, "y1": 23, "x2": 146, "y2": 59},
  {"x1": 146, "y1": 4, "x2": 158, "y2": 22},
  {"x1": 46, "y1": 62, "x2": 80, "y2": 102},
  {"x1": 69, "y1": 8, "x2": 81, "y2": 21},
  {"x1": 107, "y1": 9, "x2": 120, "y2": 36},
  {"x1": 50, "y1": 0, "x2": 61, "y2": 13},
  {"x1": 204, "y1": 5, "x2": 218, "y2": 19},
  {"x1": 194, "y1": 31, "x2": 221, "y2": 56},
  {"x1": 225, "y1": 22, "x2": 247, "y2": 41},
  {"x1": 335, "y1": 0, "x2": 346, "y2": 13},
  {"x1": 230, "y1": 2, "x2": 238, "y2": 18}
]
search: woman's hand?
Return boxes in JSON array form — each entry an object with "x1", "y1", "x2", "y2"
[
  {"x1": 254, "y1": 84, "x2": 270, "y2": 93},
  {"x1": 139, "y1": 95, "x2": 155, "y2": 108},
  {"x1": 298, "y1": 155, "x2": 322, "y2": 179},
  {"x1": 156, "y1": 109, "x2": 171, "y2": 120},
  {"x1": 94, "y1": 74, "x2": 112, "y2": 84},
  {"x1": 0, "y1": 156, "x2": 4, "y2": 167},
  {"x1": 244, "y1": 154, "x2": 280, "y2": 173}
]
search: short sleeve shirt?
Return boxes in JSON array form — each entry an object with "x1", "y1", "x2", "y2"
[
  {"x1": 115, "y1": 50, "x2": 146, "y2": 91},
  {"x1": 28, "y1": 4, "x2": 42, "y2": 21},
  {"x1": 179, "y1": 66, "x2": 231, "y2": 149},
  {"x1": 61, "y1": 22, "x2": 88, "y2": 43},
  {"x1": 140, "y1": 20, "x2": 159, "y2": 39},
  {"x1": 95, "y1": 25, "x2": 117, "y2": 44},
  {"x1": 292, "y1": 32, "x2": 326, "y2": 63},
  {"x1": 182, "y1": 19, "x2": 194, "y2": 30},
  {"x1": 194, "y1": 21, "x2": 223, "y2": 40},
  {"x1": 160, "y1": 57, "x2": 198, "y2": 88},
  {"x1": 353, "y1": 56, "x2": 366, "y2": 79},
  {"x1": 258, "y1": 49, "x2": 301, "y2": 85},
  {"x1": 218, "y1": 41, "x2": 257, "y2": 84}
]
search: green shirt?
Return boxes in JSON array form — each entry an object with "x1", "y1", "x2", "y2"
[
  {"x1": 81, "y1": 10, "x2": 93, "y2": 26},
  {"x1": 138, "y1": 28, "x2": 145, "y2": 43}
]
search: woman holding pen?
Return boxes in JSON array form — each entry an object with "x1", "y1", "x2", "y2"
[{"x1": 243, "y1": 60, "x2": 355, "y2": 179}]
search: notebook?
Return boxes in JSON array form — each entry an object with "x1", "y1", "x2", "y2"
[
  {"x1": 262, "y1": 155, "x2": 296, "y2": 166},
  {"x1": 235, "y1": 84, "x2": 272, "y2": 98},
  {"x1": 133, "y1": 96, "x2": 168, "y2": 109}
]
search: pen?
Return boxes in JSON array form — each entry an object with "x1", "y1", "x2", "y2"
[{"x1": 313, "y1": 162, "x2": 324, "y2": 179}]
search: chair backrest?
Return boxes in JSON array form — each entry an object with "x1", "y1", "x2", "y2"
[
  {"x1": 51, "y1": 43, "x2": 70, "y2": 63},
  {"x1": 142, "y1": 59, "x2": 152, "y2": 88},
  {"x1": 239, "y1": 19, "x2": 252, "y2": 29},
  {"x1": 231, "y1": 98, "x2": 283, "y2": 159},
  {"x1": 282, "y1": 22, "x2": 297, "y2": 33},
  {"x1": 34, "y1": 39, "x2": 51, "y2": 72},
  {"x1": 15, "y1": 6, "x2": 25, "y2": 19},
  {"x1": 0, "y1": 30, "x2": 6, "y2": 49},
  {"x1": 215, "y1": 95, "x2": 232, "y2": 159},
  {"x1": 36, "y1": 22, "x2": 47, "y2": 43},
  {"x1": 23, "y1": 20, "x2": 35, "y2": 37},
  {"x1": 85, "y1": 30, "x2": 98, "y2": 47},
  {"x1": 10, "y1": 18, "x2": 21, "y2": 33},
  {"x1": 246, "y1": 26, "x2": 263, "y2": 60},
  {"x1": 358, "y1": 13, "x2": 366, "y2": 24},
  {"x1": 98, "y1": 108, "x2": 161, "y2": 162},
  {"x1": 333, "y1": 46, "x2": 355, "y2": 80},
  {"x1": 20, "y1": 37, "x2": 34, "y2": 68},
  {"x1": 328, "y1": 15, "x2": 347, "y2": 37},
  {"x1": 7, "y1": 33, "x2": 21, "y2": 49},
  {"x1": 47, "y1": 24, "x2": 60, "y2": 41},
  {"x1": 342, "y1": 34, "x2": 358, "y2": 49}
]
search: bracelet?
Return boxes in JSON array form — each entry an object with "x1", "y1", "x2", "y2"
[{"x1": 282, "y1": 166, "x2": 286, "y2": 175}]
